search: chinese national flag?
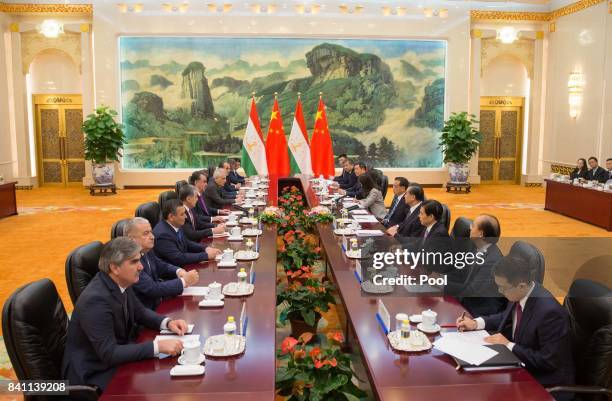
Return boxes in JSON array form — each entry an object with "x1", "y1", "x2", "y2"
[
  {"x1": 265, "y1": 98, "x2": 290, "y2": 176},
  {"x1": 310, "y1": 96, "x2": 335, "y2": 177}
]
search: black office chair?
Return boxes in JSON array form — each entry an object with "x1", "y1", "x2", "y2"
[
  {"x1": 439, "y1": 204, "x2": 451, "y2": 232},
  {"x1": 65, "y1": 241, "x2": 103, "y2": 305},
  {"x1": 158, "y1": 190, "x2": 178, "y2": 215},
  {"x1": 451, "y1": 217, "x2": 472, "y2": 239},
  {"x1": 135, "y1": 201, "x2": 160, "y2": 229},
  {"x1": 175, "y1": 180, "x2": 188, "y2": 194},
  {"x1": 508, "y1": 240, "x2": 545, "y2": 284},
  {"x1": 2, "y1": 279, "x2": 98, "y2": 401},
  {"x1": 110, "y1": 218, "x2": 130, "y2": 239},
  {"x1": 547, "y1": 279, "x2": 612, "y2": 400},
  {"x1": 380, "y1": 175, "x2": 389, "y2": 199}
]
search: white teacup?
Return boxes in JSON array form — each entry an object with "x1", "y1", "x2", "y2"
[
  {"x1": 230, "y1": 227, "x2": 241, "y2": 237},
  {"x1": 222, "y1": 249, "x2": 234, "y2": 262},
  {"x1": 421, "y1": 309, "x2": 437, "y2": 329},
  {"x1": 208, "y1": 281, "x2": 222, "y2": 299},
  {"x1": 228, "y1": 214, "x2": 237, "y2": 223},
  {"x1": 181, "y1": 340, "x2": 201, "y2": 364}
]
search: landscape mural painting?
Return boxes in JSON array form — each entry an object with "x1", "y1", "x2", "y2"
[{"x1": 119, "y1": 37, "x2": 446, "y2": 169}]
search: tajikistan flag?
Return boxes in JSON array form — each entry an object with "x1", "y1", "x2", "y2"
[
  {"x1": 288, "y1": 97, "x2": 312, "y2": 175},
  {"x1": 241, "y1": 97, "x2": 268, "y2": 176}
]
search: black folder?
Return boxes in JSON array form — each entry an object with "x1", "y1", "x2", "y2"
[{"x1": 453, "y1": 344, "x2": 523, "y2": 372}]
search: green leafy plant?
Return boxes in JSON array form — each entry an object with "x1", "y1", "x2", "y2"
[
  {"x1": 83, "y1": 106, "x2": 126, "y2": 164},
  {"x1": 278, "y1": 229, "x2": 321, "y2": 276},
  {"x1": 276, "y1": 332, "x2": 367, "y2": 401},
  {"x1": 438, "y1": 112, "x2": 482, "y2": 164},
  {"x1": 277, "y1": 279, "x2": 335, "y2": 327}
]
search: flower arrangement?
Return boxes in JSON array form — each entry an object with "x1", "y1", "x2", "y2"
[
  {"x1": 277, "y1": 278, "x2": 335, "y2": 327},
  {"x1": 306, "y1": 206, "x2": 334, "y2": 224},
  {"x1": 260, "y1": 206, "x2": 282, "y2": 224},
  {"x1": 276, "y1": 332, "x2": 367, "y2": 401},
  {"x1": 277, "y1": 229, "x2": 321, "y2": 276}
]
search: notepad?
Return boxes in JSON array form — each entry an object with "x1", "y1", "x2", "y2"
[
  {"x1": 440, "y1": 330, "x2": 489, "y2": 346},
  {"x1": 350, "y1": 209, "x2": 369, "y2": 215},
  {"x1": 180, "y1": 287, "x2": 209, "y2": 296},
  {"x1": 356, "y1": 229, "x2": 384, "y2": 237},
  {"x1": 160, "y1": 324, "x2": 194, "y2": 335},
  {"x1": 354, "y1": 215, "x2": 379, "y2": 223},
  {"x1": 155, "y1": 334, "x2": 200, "y2": 343},
  {"x1": 433, "y1": 336, "x2": 498, "y2": 366}
]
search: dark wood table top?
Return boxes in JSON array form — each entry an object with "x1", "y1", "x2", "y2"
[
  {"x1": 101, "y1": 188, "x2": 278, "y2": 400},
  {"x1": 295, "y1": 175, "x2": 554, "y2": 401}
]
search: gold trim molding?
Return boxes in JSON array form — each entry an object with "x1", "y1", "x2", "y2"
[
  {"x1": 0, "y1": 2, "x2": 92, "y2": 15},
  {"x1": 471, "y1": 0, "x2": 604, "y2": 22}
]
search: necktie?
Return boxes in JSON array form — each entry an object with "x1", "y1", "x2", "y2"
[
  {"x1": 384, "y1": 196, "x2": 400, "y2": 224},
  {"x1": 199, "y1": 195, "x2": 210, "y2": 215},
  {"x1": 177, "y1": 229, "x2": 184, "y2": 246},
  {"x1": 122, "y1": 291, "x2": 129, "y2": 330},
  {"x1": 188, "y1": 208, "x2": 195, "y2": 229},
  {"x1": 513, "y1": 303, "x2": 522, "y2": 339}
]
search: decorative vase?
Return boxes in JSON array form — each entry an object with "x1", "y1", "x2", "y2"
[
  {"x1": 92, "y1": 162, "x2": 114, "y2": 185},
  {"x1": 447, "y1": 162, "x2": 469, "y2": 184},
  {"x1": 289, "y1": 314, "x2": 321, "y2": 338}
]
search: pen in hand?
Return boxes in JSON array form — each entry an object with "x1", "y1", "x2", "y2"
[{"x1": 458, "y1": 312, "x2": 466, "y2": 332}]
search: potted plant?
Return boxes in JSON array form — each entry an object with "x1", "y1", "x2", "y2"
[
  {"x1": 82, "y1": 106, "x2": 126, "y2": 185},
  {"x1": 438, "y1": 112, "x2": 482, "y2": 184},
  {"x1": 276, "y1": 332, "x2": 367, "y2": 401},
  {"x1": 278, "y1": 229, "x2": 321, "y2": 280},
  {"x1": 277, "y1": 278, "x2": 335, "y2": 338}
]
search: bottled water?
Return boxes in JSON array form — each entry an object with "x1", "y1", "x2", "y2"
[{"x1": 223, "y1": 316, "x2": 237, "y2": 351}]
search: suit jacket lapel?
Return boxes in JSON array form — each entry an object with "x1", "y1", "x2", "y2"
[
  {"x1": 99, "y1": 273, "x2": 131, "y2": 338},
  {"x1": 497, "y1": 302, "x2": 515, "y2": 334},
  {"x1": 514, "y1": 285, "x2": 540, "y2": 342}
]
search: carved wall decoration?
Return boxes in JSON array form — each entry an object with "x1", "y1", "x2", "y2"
[
  {"x1": 481, "y1": 38, "x2": 534, "y2": 79},
  {"x1": 21, "y1": 31, "x2": 81, "y2": 74},
  {"x1": 470, "y1": 0, "x2": 604, "y2": 21}
]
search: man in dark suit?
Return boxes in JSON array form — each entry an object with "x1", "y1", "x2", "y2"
[
  {"x1": 333, "y1": 154, "x2": 348, "y2": 184},
  {"x1": 382, "y1": 177, "x2": 409, "y2": 227},
  {"x1": 450, "y1": 214, "x2": 507, "y2": 316},
  {"x1": 340, "y1": 161, "x2": 369, "y2": 199},
  {"x1": 338, "y1": 159, "x2": 357, "y2": 191},
  {"x1": 154, "y1": 199, "x2": 222, "y2": 266},
  {"x1": 228, "y1": 158, "x2": 245, "y2": 185},
  {"x1": 457, "y1": 255, "x2": 574, "y2": 399},
  {"x1": 218, "y1": 161, "x2": 240, "y2": 197},
  {"x1": 386, "y1": 184, "x2": 424, "y2": 238},
  {"x1": 62, "y1": 237, "x2": 187, "y2": 390},
  {"x1": 189, "y1": 170, "x2": 229, "y2": 220},
  {"x1": 205, "y1": 169, "x2": 241, "y2": 210},
  {"x1": 606, "y1": 157, "x2": 612, "y2": 181},
  {"x1": 585, "y1": 157, "x2": 609, "y2": 183},
  {"x1": 418, "y1": 199, "x2": 449, "y2": 242},
  {"x1": 125, "y1": 217, "x2": 199, "y2": 310},
  {"x1": 179, "y1": 184, "x2": 226, "y2": 242}
]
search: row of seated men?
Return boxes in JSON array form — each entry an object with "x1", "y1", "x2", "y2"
[{"x1": 569, "y1": 157, "x2": 612, "y2": 183}]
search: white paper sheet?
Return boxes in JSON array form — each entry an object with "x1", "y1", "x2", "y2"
[
  {"x1": 180, "y1": 287, "x2": 209, "y2": 296},
  {"x1": 356, "y1": 229, "x2": 385, "y2": 237},
  {"x1": 155, "y1": 334, "x2": 200, "y2": 344},
  {"x1": 433, "y1": 336, "x2": 498, "y2": 366},
  {"x1": 160, "y1": 324, "x2": 194, "y2": 335},
  {"x1": 350, "y1": 209, "x2": 369, "y2": 215},
  {"x1": 342, "y1": 202, "x2": 360, "y2": 209},
  {"x1": 440, "y1": 330, "x2": 490, "y2": 346},
  {"x1": 354, "y1": 215, "x2": 379, "y2": 223}
]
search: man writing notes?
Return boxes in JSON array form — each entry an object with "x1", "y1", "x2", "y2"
[
  {"x1": 457, "y1": 256, "x2": 574, "y2": 400},
  {"x1": 125, "y1": 217, "x2": 199, "y2": 310},
  {"x1": 154, "y1": 199, "x2": 222, "y2": 266},
  {"x1": 62, "y1": 237, "x2": 188, "y2": 391}
]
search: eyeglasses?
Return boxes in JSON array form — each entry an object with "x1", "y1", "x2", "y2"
[{"x1": 496, "y1": 283, "x2": 518, "y2": 293}]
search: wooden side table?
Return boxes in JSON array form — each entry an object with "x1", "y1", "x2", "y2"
[
  {"x1": 446, "y1": 182, "x2": 472, "y2": 193},
  {"x1": 89, "y1": 183, "x2": 117, "y2": 196},
  {"x1": 0, "y1": 181, "x2": 18, "y2": 218}
]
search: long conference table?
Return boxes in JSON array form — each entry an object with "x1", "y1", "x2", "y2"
[{"x1": 101, "y1": 175, "x2": 554, "y2": 401}]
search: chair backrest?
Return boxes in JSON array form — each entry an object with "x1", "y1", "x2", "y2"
[
  {"x1": 439, "y1": 204, "x2": 451, "y2": 232},
  {"x1": 451, "y1": 217, "x2": 472, "y2": 239},
  {"x1": 175, "y1": 180, "x2": 188, "y2": 194},
  {"x1": 508, "y1": 240, "x2": 545, "y2": 283},
  {"x1": 564, "y1": 279, "x2": 612, "y2": 388},
  {"x1": 2, "y1": 279, "x2": 68, "y2": 385},
  {"x1": 65, "y1": 241, "x2": 103, "y2": 305},
  {"x1": 135, "y1": 201, "x2": 161, "y2": 229},
  {"x1": 158, "y1": 190, "x2": 178, "y2": 216},
  {"x1": 380, "y1": 175, "x2": 389, "y2": 199},
  {"x1": 110, "y1": 218, "x2": 131, "y2": 239}
]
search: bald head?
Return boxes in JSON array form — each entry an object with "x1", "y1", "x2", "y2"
[{"x1": 470, "y1": 214, "x2": 500, "y2": 244}]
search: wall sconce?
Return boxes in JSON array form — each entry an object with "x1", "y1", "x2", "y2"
[
  {"x1": 382, "y1": 6, "x2": 407, "y2": 16},
  {"x1": 339, "y1": 4, "x2": 363, "y2": 14},
  {"x1": 37, "y1": 20, "x2": 64, "y2": 38},
  {"x1": 497, "y1": 27, "x2": 519, "y2": 44},
  {"x1": 295, "y1": 4, "x2": 320, "y2": 14},
  {"x1": 568, "y1": 71, "x2": 585, "y2": 119},
  {"x1": 423, "y1": 8, "x2": 446, "y2": 18},
  {"x1": 117, "y1": 3, "x2": 143, "y2": 13}
]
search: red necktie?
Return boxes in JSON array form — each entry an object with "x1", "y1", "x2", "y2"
[{"x1": 513, "y1": 303, "x2": 522, "y2": 339}]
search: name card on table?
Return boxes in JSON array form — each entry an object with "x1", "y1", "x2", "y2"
[
  {"x1": 249, "y1": 262, "x2": 256, "y2": 284},
  {"x1": 376, "y1": 299, "x2": 391, "y2": 334},
  {"x1": 181, "y1": 287, "x2": 210, "y2": 296},
  {"x1": 354, "y1": 215, "x2": 379, "y2": 223}
]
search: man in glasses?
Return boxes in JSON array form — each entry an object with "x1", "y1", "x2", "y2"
[{"x1": 456, "y1": 255, "x2": 574, "y2": 400}]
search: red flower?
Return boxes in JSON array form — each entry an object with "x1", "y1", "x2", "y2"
[
  {"x1": 293, "y1": 349, "x2": 306, "y2": 359},
  {"x1": 327, "y1": 332, "x2": 344, "y2": 344},
  {"x1": 281, "y1": 337, "x2": 298, "y2": 354},
  {"x1": 314, "y1": 358, "x2": 338, "y2": 369},
  {"x1": 309, "y1": 347, "x2": 321, "y2": 360},
  {"x1": 313, "y1": 247, "x2": 321, "y2": 254}
]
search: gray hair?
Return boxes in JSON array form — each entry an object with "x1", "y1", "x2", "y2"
[
  {"x1": 213, "y1": 168, "x2": 226, "y2": 179},
  {"x1": 124, "y1": 217, "x2": 150, "y2": 237},
  {"x1": 99, "y1": 237, "x2": 142, "y2": 273}
]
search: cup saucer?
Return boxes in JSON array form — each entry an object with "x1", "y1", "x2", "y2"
[
  {"x1": 417, "y1": 323, "x2": 440, "y2": 333},
  {"x1": 178, "y1": 353, "x2": 205, "y2": 365},
  {"x1": 205, "y1": 294, "x2": 225, "y2": 301}
]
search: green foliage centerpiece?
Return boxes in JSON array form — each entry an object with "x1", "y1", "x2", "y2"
[{"x1": 438, "y1": 112, "x2": 482, "y2": 184}]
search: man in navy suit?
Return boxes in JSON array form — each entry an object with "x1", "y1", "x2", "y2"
[
  {"x1": 218, "y1": 161, "x2": 240, "y2": 197},
  {"x1": 189, "y1": 170, "x2": 229, "y2": 220},
  {"x1": 204, "y1": 169, "x2": 242, "y2": 210},
  {"x1": 417, "y1": 199, "x2": 449, "y2": 243},
  {"x1": 387, "y1": 185, "x2": 424, "y2": 239},
  {"x1": 585, "y1": 157, "x2": 609, "y2": 183},
  {"x1": 62, "y1": 237, "x2": 188, "y2": 390},
  {"x1": 333, "y1": 154, "x2": 349, "y2": 185},
  {"x1": 179, "y1": 184, "x2": 226, "y2": 242},
  {"x1": 228, "y1": 158, "x2": 245, "y2": 185},
  {"x1": 382, "y1": 177, "x2": 409, "y2": 227},
  {"x1": 125, "y1": 217, "x2": 199, "y2": 310},
  {"x1": 153, "y1": 199, "x2": 222, "y2": 266},
  {"x1": 457, "y1": 255, "x2": 574, "y2": 399},
  {"x1": 338, "y1": 159, "x2": 357, "y2": 191}
]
